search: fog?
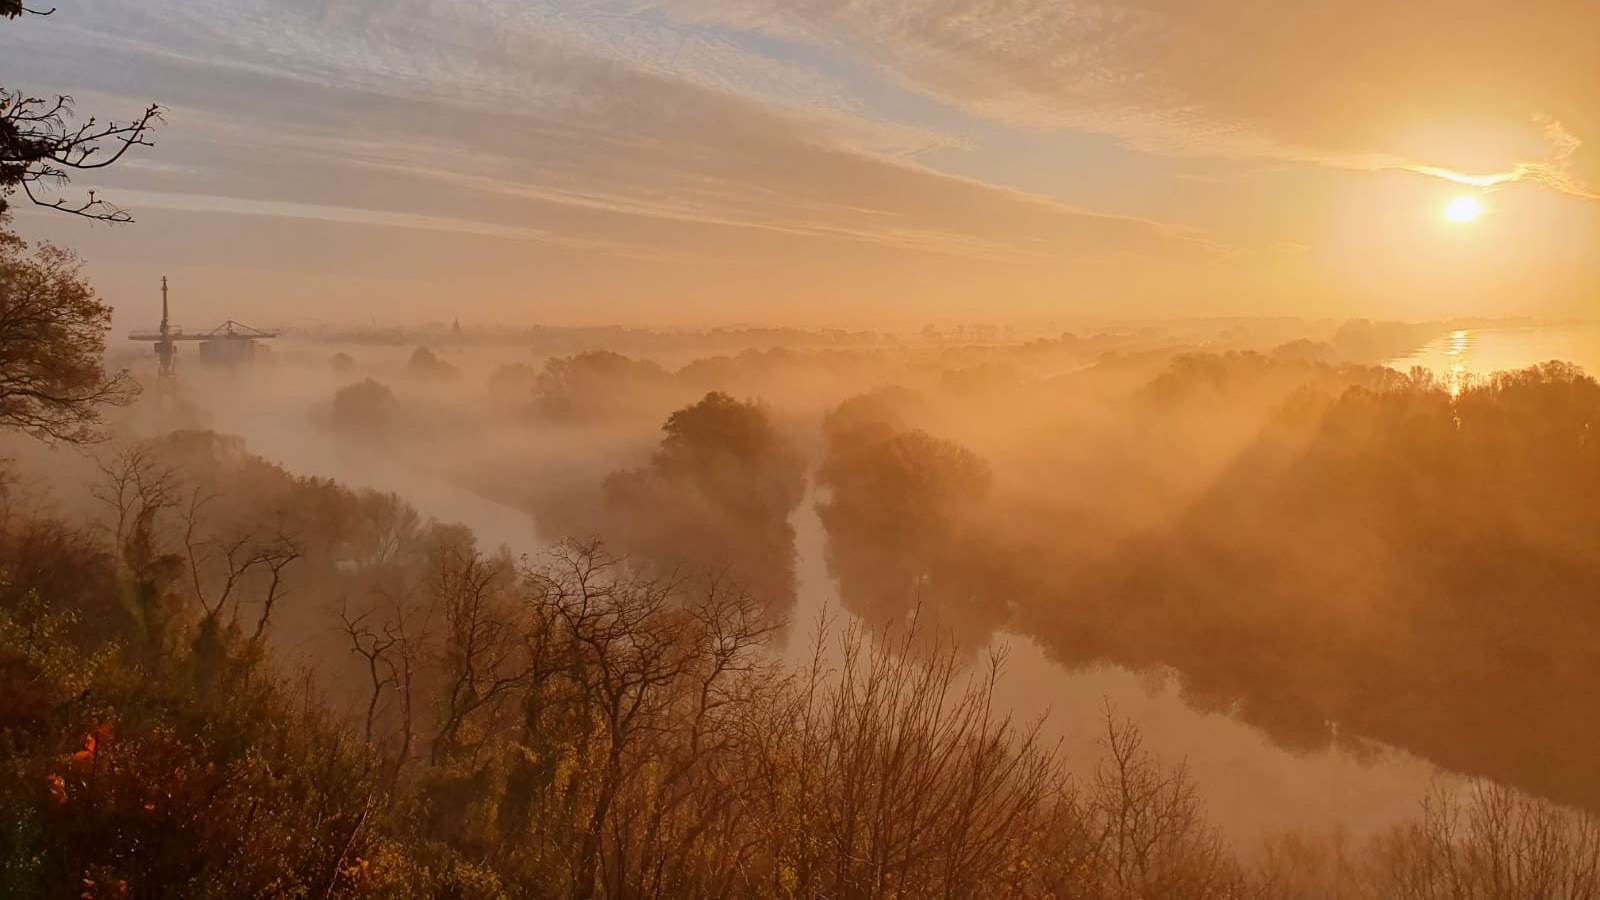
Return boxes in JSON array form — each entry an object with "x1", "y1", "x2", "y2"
[
  {"x1": 16, "y1": 302, "x2": 1600, "y2": 896},
  {"x1": 30, "y1": 318, "x2": 1474, "y2": 836}
]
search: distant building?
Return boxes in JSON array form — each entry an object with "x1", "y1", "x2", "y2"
[{"x1": 198, "y1": 333, "x2": 261, "y2": 366}]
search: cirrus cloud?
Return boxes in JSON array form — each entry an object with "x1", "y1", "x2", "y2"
[{"x1": 642, "y1": 0, "x2": 1600, "y2": 199}]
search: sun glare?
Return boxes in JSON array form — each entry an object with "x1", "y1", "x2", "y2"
[{"x1": 1444, "y1": 195, "x2": 1485, "y2": 224}]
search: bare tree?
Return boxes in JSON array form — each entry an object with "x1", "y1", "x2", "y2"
[
  {"x1": 0, "y1": 93, "x2": 160, "y2": 222},
  {"x1": 603, "y1": 572, "x2": 781, "y2": 899},
  {"x1": 1372, "y1": 780, "x2": 1600, "y2": 900},
  {"x1": 340, "y1": 598, "x2": 401, "y2": 745},
  {"x1": 1038, "y1": 707, "x2": 1248, "y2": 900},
  {"x1": 92, "y1": 445, "x2": 178, "y2": 560},
  {"x1": 180, "y1": 487, "x2": 301, "y2": 646},
  {"x1": 516, "y1": 541, "x2": 783, "y2": 900},
  {"x1": 341, "y1": 586, "x2": 428, "y2": 784},
  {"x1": 246, "y1": 538, "x2": 298, "y2": 643},
  {"x1": 535, "y1": 543, "x2": 685, "y2": 900},
  {"x1": 382, "y1": 594, "x2": 425, "y2": 774},
  {"x1": 751, "y1": 617, "x2": 1065, "y2": 900},
  {"x1": 351, "y1": 489, "x2": 423, "y2": 569},
  {"x1": 1250, "y1": 828, "x2": 1368, "y2": 900},
  {"x1": 91, "y1": 444, "x2": 183, "y2": 648},
  {"x1": 428, "y1": 547, "x2": 528, "y2": 766}
]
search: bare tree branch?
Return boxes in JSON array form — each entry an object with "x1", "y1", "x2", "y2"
[{"x1": 1, "y1": 88, "x2": 162, "y2": 221}]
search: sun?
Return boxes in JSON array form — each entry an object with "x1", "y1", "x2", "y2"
[{"x1": 1444, "y1": 195, "x2": 1485, "y2": 224}]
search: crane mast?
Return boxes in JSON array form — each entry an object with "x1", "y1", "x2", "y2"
[{"x1": 155, "y1": 276, "x2": 176, "y2": 389}]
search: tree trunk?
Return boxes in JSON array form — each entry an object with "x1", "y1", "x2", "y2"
[{"x1": 574, "y1": 748, "x2": 625, "y2": 900}]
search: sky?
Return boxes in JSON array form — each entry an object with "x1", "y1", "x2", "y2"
[{"x1": 5, "y1": 0, "x2": 1599, "y2": 329}]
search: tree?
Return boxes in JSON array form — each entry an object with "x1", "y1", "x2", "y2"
[
  {"x1": 178, "y1": 485, "x2": 300, "y2": 659},
  {"x1": 1370, "y1": 780, "x2": 1600, "y2": 900},
  {"x1": 532, "y1": 350, "x2": 679, "y2": 422},
  {"x1": 2, "y1": 8, "x2": 162, "y2": 222},
  {"x1": 428, "y1": 548, "x2": 526, "y2": 766},
  {"x1": 595, "y1": 393, "x2": 807, "y2": 621},
  {"x1": 1038, "y1": 711, "x2": 1247, "y2": 900},
  {"x1": 0, "y1": 230, "x2": 133, "y2": 441},
  {"x1": 0, "y1": 5, "x2": 155, "y2": 448},
  {"x1": 331, "y1": 378, "x2": 396, "y2": 436},
  {"x1": 751, "y1": 620, "x2": 1064, "y2": 900},
  {"x1": 816, "y1": 413, "x2": 998, "y2": 647},
  {"x1": 406, "y1": 346, "x2": 460, "y2": 381},
  {"x1": 91, "y1": 445, "x2": 184, "y2": 652},
  {"x1": 486, "y1": 361, "x2": 536, "y2": 410},
  {"x1": 524, "y1": 541, "x2": 779, "y2": 900}
]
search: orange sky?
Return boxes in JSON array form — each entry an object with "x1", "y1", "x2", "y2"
[{"x1": 6, "y1": 1, "x2": 1599, "y2": 329}]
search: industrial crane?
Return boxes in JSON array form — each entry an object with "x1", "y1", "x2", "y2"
[{"x1": 129, "y1": 277, "x2": 279, "y2": 391}]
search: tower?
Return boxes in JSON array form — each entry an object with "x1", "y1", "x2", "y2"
[{"x1": 155, "y1": 276, "x2": 177, "y2": 393}]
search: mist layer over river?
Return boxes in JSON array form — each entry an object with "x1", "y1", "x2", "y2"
[
  {"x1": 115, "y1": 320, "x2": 1600, "y2": 847},
  {"x1": 149, "y1": 338, "x2": 1456, "y2": 848}
]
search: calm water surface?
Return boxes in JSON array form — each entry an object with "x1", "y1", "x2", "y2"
[{"x1": 1389, "y1": 324, "x2": 1600, "y2": 393}]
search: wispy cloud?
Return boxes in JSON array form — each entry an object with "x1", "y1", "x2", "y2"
[
  {"x1": 5, "y1": 0, "x2": 1241, "y2": 324},
  {"x1": 643, "y1": 0, "x2": 1600, "y2": 202},
  {"x1": 11, "y1": 0, "x2": 1216, "y2": 265},
  {"x1": 1400, "y1": 121, "x2": 1598, "y2": 200},
  {"x1": 109, "y1": 190, "x2": 690, "y2": 261}
]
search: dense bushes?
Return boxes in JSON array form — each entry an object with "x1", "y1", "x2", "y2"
[{"x1": 0, "y1": 599, "x2": 379, "y2": 898}]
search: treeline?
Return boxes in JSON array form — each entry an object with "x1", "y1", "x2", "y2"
[
  {"x1": 310, "y1": 325, "x2": 898, "y2": 355},
  {"x1": 333, "y1": 320, "x2": 1399, "y2": 437}
]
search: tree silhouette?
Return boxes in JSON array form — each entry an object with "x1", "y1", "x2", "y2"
[
  {"x1": 405, "y1": 346, "x2": 460, "y2": 381},
  {"x1": 331, "y1": 378, "x2": 397, "y2": 436},
  {"x1": 0, "y1": 230, "x2": 133, "y2": 441},
  {"x1": 600, "y1": 392, "x2": 807, "y2": 617},
  {"x1": 817, "y1": 393, "x2": 999, "y2": 646},
  {"x1": 1, "y1": 6, "x2": 161, "y2": 222}
]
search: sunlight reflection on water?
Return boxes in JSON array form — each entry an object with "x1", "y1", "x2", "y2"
[
  {"x1": 1390, "y1": 324, "x2": 1600, "y2": 391},
  {"x1": 1445, "y1": 329, "x2": 1473, "y2": 398}
]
